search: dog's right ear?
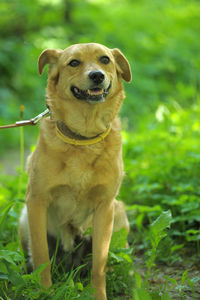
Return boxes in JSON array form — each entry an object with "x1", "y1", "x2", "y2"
[{"x1": 38, "y1": 49, "x2": 63, "y2": 76}]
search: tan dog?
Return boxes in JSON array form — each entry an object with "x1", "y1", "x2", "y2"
[{"x1": 19, "y1": 43, "x2": 131, "y2": 300}]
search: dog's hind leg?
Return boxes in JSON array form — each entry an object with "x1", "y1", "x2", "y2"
[
  {"x1": 19, "y1": 206, "x2": 30, "y2": 253},
  {"x1": 113, "y1": 199, "x2": 129, "y2": 234}
]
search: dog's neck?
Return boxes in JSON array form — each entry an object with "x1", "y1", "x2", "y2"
[
  {"x1": 56, "y1": 120, "x2": 111, "y2": 145},
  {"x1": 57, "y1": 120, "x2": 91, "y2": 141},
  {"x1": 46, "y1": 84, "x2": 124, "y2": 140},
  {"x1": 46, "y1": 98, "x2": 112, "y2": 145},
  {"x1": 47, "y1": 98, "x2": 114, "y2": 138}
]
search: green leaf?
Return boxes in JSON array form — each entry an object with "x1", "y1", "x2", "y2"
[
  {"x1": 0, "y1": 250, "x2": 23, "y2": 265},
  {"x1": 76, "y1": 282, "x2": 83, "y2": 291},
  {"x1": 134, "y1": 271, "x2": 142, "y2": 288},
  {"x1": 150, "y1": 210, "x2": 172, "y2": 236},
  {"x1": 165, "y1": 275, "x2": 177, "y2": 286},
  {"x1": 171, "y1": 244, "x2": 184, "y2": 253},
  {"x1": 181, "y1": 269, "x2": 190, "y2": 286},
  {"x1": 149, "y1": 210, "x2": 172, "y2": 248},
  {"x1": 109, "y1": 252, "x2": 124, "y2": 263},
  {"x1": 0, "y1": 273, "x2": 8, "y2": 280},
  {"x1": 133, "y1": 288, "x2": 152, "y2": 300},
  {"x1": 109, "y1": 228, "x2": 128, "y2": 250},
  {"x1": 0, "y1": 262, "x2": 8, "y2": 274},
  {"x1": 8, "y1": 269, "x2": 24, "y2": 286}
]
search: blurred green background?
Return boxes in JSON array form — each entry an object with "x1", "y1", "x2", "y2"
[{"x1": 0, "y1": 0, "x2": 200, "y2": 171}]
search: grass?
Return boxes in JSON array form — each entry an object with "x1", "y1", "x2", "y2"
[{"x1": 1, "y1": 102, "x2": 200, "y2": 299}]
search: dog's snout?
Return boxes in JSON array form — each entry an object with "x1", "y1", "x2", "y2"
[{"x1": 89, "y1": 71, "x2": 105, "y2": 84}]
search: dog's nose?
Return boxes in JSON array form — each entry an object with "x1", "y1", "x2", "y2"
[{"x1": 88, "y1": 71, "x2": 105, "y2": 84}]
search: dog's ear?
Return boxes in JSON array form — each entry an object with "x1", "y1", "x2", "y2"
[
  {"x1": 112, "y1": 49, "x2": 132, "y2": 82},
  {"x1": 38, "y1": 49, "x2": 63, "y2": 76}
]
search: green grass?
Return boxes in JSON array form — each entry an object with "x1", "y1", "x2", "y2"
[{"x1": 1, "y1": 102, "x2": 200, "y2": 299}]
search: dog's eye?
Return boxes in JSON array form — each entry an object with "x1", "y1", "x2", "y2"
[
  {"x1": 68, "y1": 60, "x2": 80, "y2": 67},
  {"x1": 100, "y1": 56, "x2": 110, "y2": 64}
]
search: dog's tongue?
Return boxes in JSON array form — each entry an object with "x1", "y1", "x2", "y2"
[{"x1": 88, "y1": 88, "x2": 103, "y2": 96}]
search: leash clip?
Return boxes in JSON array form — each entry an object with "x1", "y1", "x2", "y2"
[{"x1": 32, "y1": 108, "x2": 50, "y2": 124}]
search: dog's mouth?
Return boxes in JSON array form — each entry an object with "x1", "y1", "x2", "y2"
[{"x1": 71, "y1": 83, "x2": 111, "y2": 104}]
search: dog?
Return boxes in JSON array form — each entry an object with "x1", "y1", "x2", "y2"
[{"x1": 19, "y1": 43, "x2": 131, "y2": 300}]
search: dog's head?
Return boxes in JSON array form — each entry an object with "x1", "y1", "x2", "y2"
[
  {"x1": 38, "y1": 43, "x2": 131, "y2": 105},
  {"x1": 38, "y1": 43, "x2": 131, "y2": 137}
]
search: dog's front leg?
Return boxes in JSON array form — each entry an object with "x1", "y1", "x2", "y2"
[
  {"x1": 92, "y1": 200, "x2": 114, "y2": 300},
  {"x1": 27, "y1": 200, "x2": 52, "y2": 288}
]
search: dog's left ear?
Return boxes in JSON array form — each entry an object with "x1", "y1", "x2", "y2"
[
  {"x1": 38, "y1": 49, "x2": 63, "y2": 76},
  {"x1": 112, "y1": 49, "x2": 132, "y2": 82}
]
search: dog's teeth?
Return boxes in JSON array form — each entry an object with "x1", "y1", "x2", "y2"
[
  {"x1": 74, "y1": 87, "x2": 80, "y2": 94},
  {"x1": 88, "y1": 89, "x2": 103, "y2": 96}
]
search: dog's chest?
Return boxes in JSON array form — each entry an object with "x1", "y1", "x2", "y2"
[
  {"x1": 59, "y1": 150, "x2": 98, "y2": 190},
  {"x1": 48, "y1": 184, "x2": 93, "y2": 229},
  {"x1": 48, "y1": 149, "x2": 109, "y2": 226}
]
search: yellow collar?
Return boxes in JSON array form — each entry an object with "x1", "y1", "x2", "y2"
[{"x1": 56, "y1": 122, "x2": 111, "y2": 146}]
